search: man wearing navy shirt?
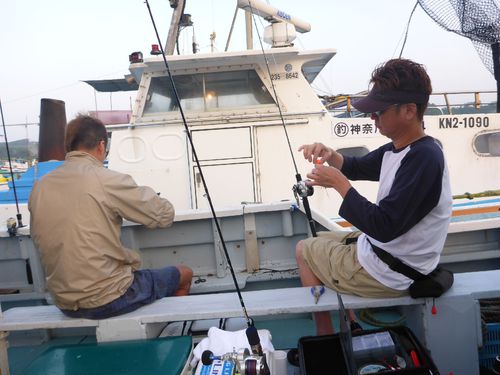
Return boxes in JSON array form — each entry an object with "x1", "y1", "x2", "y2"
[{"x1": 296, "y1": 58, "x2": 452, "y2": 335}]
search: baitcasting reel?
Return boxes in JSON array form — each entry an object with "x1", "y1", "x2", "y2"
[{"x1": 201, "y1": 348, "x2": 270, "y2": 375}]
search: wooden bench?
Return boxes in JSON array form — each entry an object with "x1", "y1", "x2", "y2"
[{"x1": 2, "y1": 270, "x2": 500, "y2": 375}]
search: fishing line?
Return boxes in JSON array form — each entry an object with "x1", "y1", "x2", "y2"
[
  {"x1": 398, "y1": 1, "x2": 419, "y2": 58},
  {"x1": 249, "y1": 6, "x2": 299, "y2": 175},
  {"x1": 0, "y1": 98, "x2": 24, "y2": 229},
  {"x1": 248, "y1": 1, "x2": 317, "y2": 236},
  {"x1": 144, "y1": 0, "x2": 253, "y2": 327},
  {"x1": 247, "y1": 3, "x2": 362, "y2": 334}
]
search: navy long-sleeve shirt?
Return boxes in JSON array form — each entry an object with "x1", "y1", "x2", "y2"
[{"x1": 340, "y1": 136, "x2": 452, "y2": 290}]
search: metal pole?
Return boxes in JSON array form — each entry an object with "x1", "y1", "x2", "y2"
[
  {"x1": 492, "y1": 42, "x2": 500, "y2": 113},
  {"x1": 165, "y1": 0, "x2": 185, "y2": 55},
  {"x1": 225, "y1": 4, "x2": 239, "y2": 51},
  {"x1": 245, "y1": 10, "x2": 253, "y2": 50}
]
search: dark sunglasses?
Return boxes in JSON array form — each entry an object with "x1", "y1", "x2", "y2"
[{"x1": 372, "y1": 103, "x2": 400, "y2": 117}]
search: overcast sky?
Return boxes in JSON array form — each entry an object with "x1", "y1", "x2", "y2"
[{"x1": 1, "y1": 0, "x2": 496, "y2": 141}]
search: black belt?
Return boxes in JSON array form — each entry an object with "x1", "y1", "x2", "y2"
[{"x1": 366, "y1": 238, "x2": 425, "y2": 281}]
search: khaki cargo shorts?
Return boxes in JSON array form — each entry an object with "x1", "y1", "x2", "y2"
[{"x1": 301, "y1": 231, "x2": 407, "y2": 298}]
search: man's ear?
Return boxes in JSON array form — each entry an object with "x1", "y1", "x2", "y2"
[{"x1": 404, "y1": 103, "x2": 418, "y2": 120}]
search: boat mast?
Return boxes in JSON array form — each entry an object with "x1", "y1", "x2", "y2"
[
  {"x1": 245, "y1": 10, "x2": 253, "y2": 49},
  {"x1": 165, "y1": 0, "x2": 186, "y2": 55}
]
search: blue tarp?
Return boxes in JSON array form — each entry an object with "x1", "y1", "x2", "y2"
[{"x1": 0, "y1": 161, "x2": 63, "y2": 204}]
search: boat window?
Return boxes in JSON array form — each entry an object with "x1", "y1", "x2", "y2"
[
  {"x1": 336, "y1": 147, "x2": 369, "y2": 158},
  {"x1": 474, "y1": 132, "x2": 500, "y2": 156},
  {"x1": 143, "y1": 70, "x2": 275, "y2": 115}
]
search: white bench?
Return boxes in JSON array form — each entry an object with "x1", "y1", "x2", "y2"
[
  {"x1": 2, "y1": 270, "x2": 500, "y2": 375},
  {"x1": 0, "y1": 287, "x2": 420, "y2": 375}
]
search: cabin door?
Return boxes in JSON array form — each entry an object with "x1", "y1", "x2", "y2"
[
  {"x1": 191, "y1": 127, "x2": 256, "y2": 209},
  {"x1": 194, "y1": 163, "x2": 256, "y2": 209}
]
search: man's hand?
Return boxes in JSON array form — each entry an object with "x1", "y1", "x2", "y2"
[
  {"x1": 298, "y1": 142, "x2": 343, "y2": 169},
  {"x1": 306, "y1": 164, "x2": 351, "y2": 198}
]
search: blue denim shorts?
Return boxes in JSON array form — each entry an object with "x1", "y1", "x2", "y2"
[{"x1": 61, "y1": 266, "x2": 180, "y2": 319}]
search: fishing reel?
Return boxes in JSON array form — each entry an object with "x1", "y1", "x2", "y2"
[
  {"x1": 239, "y1": 348, "x2": 269, "y2": 375},
  {"x1": 201, "y1": 348, "x2": 270, "y2": 375},
  {"x1": 6, "y1": 217, "x2": 17, "y2": 237},
  {"x1": 292, "y1": 180, "x2": 314, "y2": 206}
]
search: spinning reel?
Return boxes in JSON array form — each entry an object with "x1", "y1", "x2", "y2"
[
  {"x1": 292, "y1": 180, "x2": 314, "y2": 206},
  {"x1": 6, "y1": 217, "x2": 17, "y2": 237}
]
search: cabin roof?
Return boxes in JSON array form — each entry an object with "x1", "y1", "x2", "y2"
[
  {"x1": 84, "y1": 47, "x2": 336, "y2": 93},
  {"x1": 130, "y1": 47, "x2": 336, "y2": 84}
]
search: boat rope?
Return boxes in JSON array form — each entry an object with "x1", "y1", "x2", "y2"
[
  {"x1": 144, "y1": 0, "x2": 253, "y2": 328},
  {"x1": 358, "y1": 309, "x2": 406, "y2": 328},
  {"x1": 453, "y1": 190, "x2": 500, "y2": 200},
  {"x1": 0, "y1": 98, "x2": 24, "y2": 232},
  {"x1": 247, "y1": 1, "x2": 317, "y2": 236}
]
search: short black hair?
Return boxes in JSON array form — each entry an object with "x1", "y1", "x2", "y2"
[{"x1": 65, "y1": 115, "x2": 107, "y2": 153}]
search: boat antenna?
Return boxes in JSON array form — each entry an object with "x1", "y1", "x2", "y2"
[
  {"x1": 247, "y1": 2, "x2": 316, "y2": 236},
  {"x1": 143, "y1": 0, "x2": 253, "y2": 327},
  {"x1": 0, "y1": 98, "x2": 24, "y2": 232}
]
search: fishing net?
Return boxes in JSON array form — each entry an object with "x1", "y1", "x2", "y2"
[{"x1": 417, "y1": 0, "x2": 500, "y2": 75}]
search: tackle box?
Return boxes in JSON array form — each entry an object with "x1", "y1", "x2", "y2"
[{"x1": 298, "y1": 326, "x2": 439, "y2": 374}]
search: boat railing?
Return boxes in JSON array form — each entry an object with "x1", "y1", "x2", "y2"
[{"x1": 324, "y1": 90, "x2": 497, "y2": 117}]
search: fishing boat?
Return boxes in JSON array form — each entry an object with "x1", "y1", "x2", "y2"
[
  {"x1": 0, "y1": 176, "x2": 10, "y2": 192},
  {"x1": 1, "y1": 0, "x2": 500, "y2": 374}
]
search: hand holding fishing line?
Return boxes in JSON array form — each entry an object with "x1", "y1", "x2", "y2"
[
  {"x1": 298, "y1": 142, "x2": 334, "y2": 164},
  {"x1": 306, "y1": 164, "x2": 352, "y2": 198},
  {"x1": 298, "y1": 142, "x2": 344, "y2": 168}
]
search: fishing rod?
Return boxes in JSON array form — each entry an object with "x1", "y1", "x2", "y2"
[
  {"x1": 0, "y1": 98, "x2": 24, "y2": 235},
  {"x1": 143, "y1": 0, "x2": 254, "y2": 328},
  {"x1": 247, "y1": 1, "x2": 317, "y2": 237}
]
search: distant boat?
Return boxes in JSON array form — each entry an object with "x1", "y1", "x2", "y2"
[{"x1": 0, "y1": 160, "x2": 28, "y2": 175}]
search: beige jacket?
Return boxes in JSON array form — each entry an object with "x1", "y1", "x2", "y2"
[{"x1": 28, "y1": 151, "x2": 175, "y2": 310}]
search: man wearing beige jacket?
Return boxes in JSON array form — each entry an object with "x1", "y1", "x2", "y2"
[{"x1": 29, "y1": 115, "x2": 192, "y2": 319}]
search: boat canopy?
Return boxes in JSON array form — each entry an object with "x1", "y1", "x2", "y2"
[{"x1": 84, "y1": 78, "x2": 138, "y2": 92}]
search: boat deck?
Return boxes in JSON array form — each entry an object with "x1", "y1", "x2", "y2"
[{"x1": 9, "y1": 312, "x2": 406, "y2": 374}]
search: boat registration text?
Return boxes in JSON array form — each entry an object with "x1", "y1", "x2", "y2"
[{"x1": 439, "y1": 116, "x2": 490, "y2": 129}]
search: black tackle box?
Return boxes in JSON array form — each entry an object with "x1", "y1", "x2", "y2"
[
  {"x1": 298, "y1": 325, "x2": 439, "y2": 374},
  {"x1": 298, "y1": 293, "x2": 438, "y2": 374}
]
